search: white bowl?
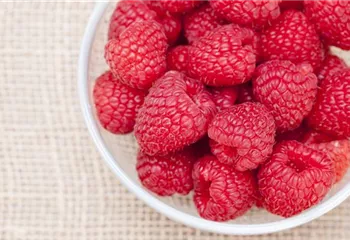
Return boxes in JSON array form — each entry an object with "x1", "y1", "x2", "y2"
[{"x1": 78, "y1": 2, "x2": 350, "y2": 235}]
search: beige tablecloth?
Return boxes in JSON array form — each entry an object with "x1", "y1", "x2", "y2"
[{"x1": 1, "y1": 2, "x2": 350, "y2": 240}]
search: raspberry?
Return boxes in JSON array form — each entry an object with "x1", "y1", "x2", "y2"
[
  {"x1": 317, "y1": 54, "x2": 347, "y2": 84},
  {"x1": 301, "y1": 130, "x2": 338, "y2": 144},
  {"x1": 209, "y1": 0, "x2": 281, "y2": 29},
  {"x1": 258, "y1": 140, "x2": 334, "y2": 217},
  {"x1": 108, "y1": 0, "x2": 158, "y2": 40},
  {"x1": 193, "y1": 155, "x2": 256, "y2": 221},
  {"x1": 105, "y1": 20, "x2": 168, "y2": 90},
  {"x1": 184, "y1": 4, "x2": 226, "y2": 44},
  {"x1": 158, "y1": 0, "x2": 203, "y2": 13},
  {"x1": 135, "y1": 71, "x2": 216, "y2": 156},
  {"x1": 261, "y1": 10, "x2": 324, "y2": 70},
  {"x1": 166, "y1": 45, "x2": 189, "y2": 72},
  {"x1": 188, "y1": 24, "x2": 256, "y2": 86},
  {"x1": 275, "y1": 123, "x2": 308, "y2": 142},
  {"x1": 279, "y1": 0, "x2": 304, "y2": 11},
  {"x1": 236, "y1": 82, "x2": 254, "y2": 104},
  {"x1": 208, "y1": 102, "x2": 276, "y2": 171},
  {"x1": 253, "y1": 60, "x2": 318, "y2": 132},
  {"x1": 304, "y1": 0, "x2": 350, "y2": 50},
  {"x1": 307, "y1": 69, "x2": 350, "y2": 138},
  {"x1": 158, "y1": 13, "x2": 182, "y2": 45},
  {"x1": 136, "y1": 147, "x2": 195, "y2": 196},
  {"x1": 309, "y1": 140, "x2": 350, "y2": 183},
  {"x1": 209, "y1": 86, "x2": 238, "y2": 111},
  {"x1": 93, "y1": 71, "x2": 145, "y2": 134}
]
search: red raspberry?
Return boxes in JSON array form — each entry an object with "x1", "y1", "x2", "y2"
[
  {"x1": 158, "y1": 0, "x2": 203, "y2": 14},
  {"x1": 308, "y1": 140, "x2": 350, "y2": 183},
  {"x1": 258, "y1": 140, "x2": 334, "y2": 217},
  {"x1": 136, "y1": 147, "x2": 195, "y2": 196},
  {"x1": 193, "y1": 155, "x2": 256, "y2": 221},
  {"x1": 208, "y1": 102, "x2": 276, "y2": 171},
  {"x1": 188, "y1": 24, "x2": 256, "y2": 86},
  {"x1": 105, "y1": 20, "x2": 168, "y2": 90},
  {"x1": 307, "y1": 69, "x2": 350, "y2": 138},
  {"x1": 209, "y1": 0, "x2": 281, "y2": 29},
  {"x1": 261, "y1": 10, "x2": 324, "y2": 70},
  {"x1": 135, "y1": 71, "x2": 216, "y2": 156},
  {"x1": 304, "y1": 0, "x2": 350, "y2": 50},
  {"x1": 166, "y1": 45, "x2": 189, "y2": 72},
  {"x1": 236, "y1": 82, "x2": 254, "y2": 103},
  {"x1": 209, "y1": 86, "x2": 238, "y2": 111},
  {"x1": 93, "y1": 71, "x2": 145, "y2": 134},
  {"x1": 253, "y1": 60, "x2": 318, "y2": 132},
  {"x1": 301, "y1": 130, "x2": 338, "y2": 144},
  {"x1": 317, "y1": 54, "x2": 347, "y2": 84},
  {"x1": 279, "y1": 0, "x2": 303, "y2": 11},
  {"x1": 184, "y1": 4, "x2": 226, "y2": 44},
  {"x1": 158, "y1": 13, "x2": 182, "y2": 45},
  {"x1": 108, "y1": 0, "x2": 158, "y2": 40}
]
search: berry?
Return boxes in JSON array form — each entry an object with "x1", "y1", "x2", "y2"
[
  {"x1": 261, "y1": 10, "x2": 324, "y2": 69},
  {"x1": 307, "y1": 69, "x2": 350, "y2": 138},
  {"x1": 275, "y1": 123, "x2": 308, "y2": 142},
  {"x1": 158, "y1": 13, "x2": 182, "y2": 45},
  {"x1": 193, "y1": 155, "x2": 256, "y2": 221},
  {"x1": 108, "y1": 0, "x2": 158, "y2": 40},
  {"x1": 258, "y1": 140, "x2": 334, "y2": 217},
  {"x1": 166, "y1": 45, "x2": 189, "y2": 72},
  {"x1": 105, "y1": 20, "x2": 168, "y2": 90},
  {"x1": 136, "y1": 147, "x2": 195, "y2": 196},
  {"x1": 209, "y1": 0, "x2": 281, "y2": 29},
  {"x1": 279, "y1": 0, "x2": 303, "y2": 11},
  {"x1": 308, "y1": 140, "x2": 350, "y2": 183},
  {"x1": 301, "y1": 130, "x2": 338, "y2": 144},
  {"x1": 135, "y1": 71, "x2": 216, "y2": 156},
  {"x1": 317, "y1": 54, "x2": 347, "y2": 84},
  {"x1": 253, "y1": 60, "x2": 318, "y2": 132},
  {"x1": 209, "y1": 86, "x2": 238, "y2": 111},
  {"x1": 184, "y1": 4, "x2": 226, "y2": 44},
  {"x1": 208, "y1": 102, "x2": 276, "y2": 171},
  {"x1": 158, "y1": 0, "x2": 203, "y2": 14},
  {"x1": 304, "y1": 0, "x2": 350, "y2": 50},
  {"x1": 188, "y1": 24, "x2": 256, "y2": 86},
  {"x1": 93, "y1": 71, "x2": 145, "y2": 134},
  {"x1": 236, "y1": 82, "x2": 254, "y2": 103}
]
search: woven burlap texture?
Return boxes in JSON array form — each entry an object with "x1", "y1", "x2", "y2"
[{"x1": 1, "y1": 2, "x2": 349, "y2": 240}]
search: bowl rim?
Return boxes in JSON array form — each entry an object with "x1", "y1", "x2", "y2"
[{"x1": 78, "y1": 2, "x2": 350, "y2": 235}]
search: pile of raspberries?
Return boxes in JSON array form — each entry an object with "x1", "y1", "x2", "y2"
[{"x1": 93, "y1": 0, "x2": 350, "y2": 221}]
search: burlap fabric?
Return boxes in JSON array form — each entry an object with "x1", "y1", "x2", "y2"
[{"x1": 1, "y1": 2, "x2": 350, "y2": 240}]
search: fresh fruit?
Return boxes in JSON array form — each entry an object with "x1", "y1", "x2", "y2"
[
  {"x1": 158, "y1": 0, "x2": 203, "y2": 13},
  {"x1": 136, "y1": 147, "x2": 195, "y2": 196},
  {"x1": 317, "y1": 54, "x2": 347, "y2": 84},
  {"x1": 105, "y1": 20, "x2": 168, "y2": 90},
  {"x1": 261, "y1": 10, "x2": 324, "y2": 69},
  {"x1": 184, "y1": 4, "x2": 226, "y2": 44},
  {"x1": 108, "y1": 0, "x2": 158, "y2": 40},
  {"x1": 279, "y1": 0, "x2": 303, "y2": 11},
  {"x1": 253, "y1": 60, "x2": 318, "y2": 132},
  {"x1": 166, "y1": 45, "x2": 189, "y2": 72},
  {"x1": 209, "y1": 86, "x2": 238, "y2": 111},
  {"x1": 208, "y1": 102, "x2": 276, "y2": 171},
  {"x1": 309, "y1": 140, "x2": 350, "y2": 183},
  {"x1": 301, "y1": 130, "x2": 338, "y2": 144},
  {"x1": 188, "y1": 24, "x2": 256, "y2": 86},
  {"x1": 258, "y1": 140, "x2": 335, "y2": 217},
  {"x1": 304, "y1": 0, "x2": 350, "y2": 50},
  {"x1": 158, "y1": 13, "x2": 182, "y2": 45},
  {"x1": 93, "y1": 71, "x2": 145, "y2": 134},
  {"x1": 209, "y1": 0, "x2": 281, "y2": 29},
  {"x1": 236, "y1": 82, "x2": 254, "y2": 103},
  {"x1": 275, "y1": 123, "x2": 308, "y2": 142},
  {"x1": 193, "y1": 155, "x2": 256, "y2": 221},
  {"x1": 135, "y1": 71, "x2": 216, "y2": 156},
  {"x1": 307, "y1": 69, "x2": 350, "y2": 138}
]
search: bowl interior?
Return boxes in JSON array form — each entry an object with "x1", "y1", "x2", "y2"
[{"x1": 85, "y1": 2, "x2": 350, "y2": 230}]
